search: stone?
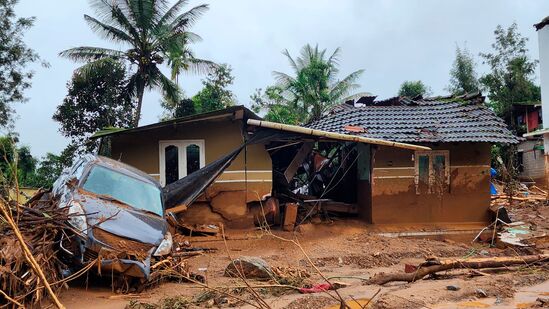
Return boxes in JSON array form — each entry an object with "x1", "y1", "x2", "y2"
[
  {"x1": 224, "y1": 256, "x2": 274, "y2": 280},
  {"x1": 476, "y1": 288, "x2": 488, "y2": 298},
  {"x1": 446, "y1": 285, "x2": 460, "y2": 291}
]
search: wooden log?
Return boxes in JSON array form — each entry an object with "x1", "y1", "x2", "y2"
[
  {"x1": 531, "y1": 185, "x2": 548, "y2": 195},
  {"x1": 367, "y1": 254, "x2": 549, "y2": 285}
]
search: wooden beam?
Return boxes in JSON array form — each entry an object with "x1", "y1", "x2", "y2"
[
  {"x1": 284, "y1": 142, "x2": 314, "y2": 182},
  {"x1": 247, "y1": 119, "x2": 431, "y2": 151}
]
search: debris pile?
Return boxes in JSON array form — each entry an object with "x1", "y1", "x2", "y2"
[
  {"x1": 486, "y1": 182, "x2": 549, "y2": 250},
  {"x1": 0, "y1": 191, "x2": 77, "y2": 307},
  {"x1": 491, "y1": 183, "x2": 548, "y2": 206}
]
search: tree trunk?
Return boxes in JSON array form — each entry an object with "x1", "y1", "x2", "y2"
[
  {"x1": 367, "y1": 254, "x2": 549, "y2": 285},
  {"x1": 133, "y1": 84, "x2": 145, "y2": 127}
]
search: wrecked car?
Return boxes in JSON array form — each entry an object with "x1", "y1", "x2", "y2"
[{"x1": 52, "y1": 154, "x2": 172, "y2": 280}]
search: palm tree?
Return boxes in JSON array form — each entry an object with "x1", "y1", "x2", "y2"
[
  {"x1": 60, "y1": 0, "x2": 214, "y2": 127},
  {"x1": 273, "y1": 44, "x2": 364, "y2": 123}
]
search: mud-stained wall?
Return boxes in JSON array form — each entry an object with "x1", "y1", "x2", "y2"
[
  {"x1": 108, "y1": 117, "x2": 272, "y2": 212},
  {"x1": 370, "y1": 142, "x2": 491, "y2": 225},
  {"x1": 518, "y1": 139, "x2": 546, "y2": 187}
]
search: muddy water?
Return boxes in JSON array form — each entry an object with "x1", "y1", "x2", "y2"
[{"x1": 434, "y1": 280, "x2": 549, "y2": 308}]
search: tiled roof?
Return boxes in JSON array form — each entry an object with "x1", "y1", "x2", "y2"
[{"x1": 306, "y1": 93, "x2": 519, "y2": 144}]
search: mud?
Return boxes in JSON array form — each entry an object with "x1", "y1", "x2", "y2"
[{"x1": 54, "y1": 217, "x2": 549, "y2": 309}]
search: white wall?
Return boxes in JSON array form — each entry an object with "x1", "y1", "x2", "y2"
[
  {"x1": 539, "y1": 26, "x2": 549, "y2": 130},
  {"x1": 538, "y1": 26, "x2": 549, "y2": 156}
]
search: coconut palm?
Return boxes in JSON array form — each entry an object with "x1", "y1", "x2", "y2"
[
  {"x1": 60, "y1": 0, "x2": 214, "y2": 127},
  {"x1": 273, "y1": 44, "x2": 364, "y2": 123}
]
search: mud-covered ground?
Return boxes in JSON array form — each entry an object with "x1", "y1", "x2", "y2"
[{"x1": 57, "y1": 203, "x2": 549, "y2": 309}]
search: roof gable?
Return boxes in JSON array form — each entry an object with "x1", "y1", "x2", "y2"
[{"x1": 91, "y1": 105, "x2": 260, "y2": 139}]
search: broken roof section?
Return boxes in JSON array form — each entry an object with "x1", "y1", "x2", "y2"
[
  {"x1": 247, "y1": 119, "x2": 430, "y2": 151},
  {"x1": 535, "y1": 16, "x2": 549, "y2": 31},
  {"x1": 91, "y1": 105, "x2": 260, "y2": 139},
  {"x1": 306, "y1": 93, "x2": 520, "y2": 144}
]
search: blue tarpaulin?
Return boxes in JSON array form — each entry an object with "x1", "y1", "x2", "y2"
[{"x1": 490, "y1": 167, "x2": 497, "y2": 195}]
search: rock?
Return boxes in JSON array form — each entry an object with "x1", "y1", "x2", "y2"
[
  {"x1": 535, "y1": 297, "x2": 549, "y2": 306},
  {"x1": 476, "y1": 288, "x2": 488, "y2": 298},
  {"x1": 446, "y1": 285, "x2": 461, "y2": 291},
  {"x1": 224, "y1": 256, "x2": 274, "y2": 280}
]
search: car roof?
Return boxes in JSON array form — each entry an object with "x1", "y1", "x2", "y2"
[{"x1": 84, "y1": 154, "x2": 162, "y2": 189}]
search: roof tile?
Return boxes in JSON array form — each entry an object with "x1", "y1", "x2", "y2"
[{"x1": 306, "y1": 94, "x2": 519, "y2": 144}]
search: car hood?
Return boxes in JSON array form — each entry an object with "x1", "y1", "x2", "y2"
[{"x1": 75, "y1": 191, "x2": 167, "y2": 246}]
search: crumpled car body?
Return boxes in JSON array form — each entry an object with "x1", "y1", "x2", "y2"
[{"x1": 52, "y1": 154, "x2": 171, "y2": 279}]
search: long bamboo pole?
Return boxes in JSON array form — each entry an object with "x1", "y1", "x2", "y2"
[
  {"x1": 247, "y1": 119, "x2": 431, "y2": 151},
  {"x1": 0, "y1": 199, "x2": 65, "y2": 309}
]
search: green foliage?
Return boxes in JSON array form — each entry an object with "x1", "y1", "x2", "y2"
[
  {"x1": 260, "y1": 44, "x2": 363, "y2": 124},
  {"x1": 160, "y1": 97, "x2": 197, "y2": 120},
  {"x1": 0, "y1": 135, "x2": 38, "y2": 190},
  {"x1": 33, "y1": 147, "x2": 75, "y2": 188},
  {"x1": 53, "y1": 58, "x2": 134, "y2": 154},
  {"x1": 447, "y1": 44, "x2": 480, "y2": 95},
  {"x1": 59, "y1": 0, "x2": 214, "y2": 126},
  {"x1": 0, "y1": 0, "x2": 40, "y2": 128},
  {"x1": 398, "y1": 80, "x2": 431, "y2": 98},
  {"x1": 479, "y1": 23, "x2": 540, "y2": 134},
  {"x1": 251, "y1": 86, "x2": 299, "y2": 124},
  {"x1": 0, "y1": 135, "x2": 75, "y2": 191},
  {"x1": 192, "y1": 64, "x2": 236, "y2": 113}
]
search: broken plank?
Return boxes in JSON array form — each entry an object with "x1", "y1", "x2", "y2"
[
  {"x1": 284, "y1": 142, "x2": 314, "y2": 183},
  {"x1": 283, "y1": 203, "x2": 298, "y2": 231}
]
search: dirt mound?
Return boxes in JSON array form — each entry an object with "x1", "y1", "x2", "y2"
[{"x1": 284, "y1": 295, "x2": 336, "y2": 309}]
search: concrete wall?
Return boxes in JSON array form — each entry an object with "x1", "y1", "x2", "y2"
[
  {"x1": 518, "y1": 139, "x2": 545, "y2": 184},
  {"x1": 108, "y1": 117, "x2": 272, "y2": 227},
  {"x1": 370, "y1": 142, "x2": 491, "y2": 225}
]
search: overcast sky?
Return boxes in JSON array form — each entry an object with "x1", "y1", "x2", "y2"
[{"x1": 10, "y1": 0, "x2": 549, "y2": 158}]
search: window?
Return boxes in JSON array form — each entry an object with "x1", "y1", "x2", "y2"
[
  {"x1": 186, "y1": 144, "x2": 201, "y2": 175},
  {"x1": 165, "y1": 145, "x2": 179, "y2": 185},
  {"x1": 414, "y1": 151, "x2": 450, "y2": 194},
  {"x1": 82, "y1": 165, "x2": 163, "y2": 216},
  {"x1": 159, "y1": 140, "x2": 205, "y2": 186}
]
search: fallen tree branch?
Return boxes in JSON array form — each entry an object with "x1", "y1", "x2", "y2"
[
  {"x1": 368, "y1": 254, "x2": 549, "y2": 285},
  {"x1": 0, "y1": 288, "x2": 24, "y2": 308},
  {"x1": 0, "y1": 198, "x2": 65, "y2": 309}
]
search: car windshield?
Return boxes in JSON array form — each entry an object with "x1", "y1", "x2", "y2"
[{"x1": 82, "y1": 165, "x2": 163, "y2": 216}]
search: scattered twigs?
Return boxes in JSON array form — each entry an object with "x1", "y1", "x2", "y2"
[
  {"x1": 363, "y1": 288, "x2": 382, "y2": 309},
  {"x1": 0, "y1": 289, "x2": 24, "y2": 308},
  {"x1": 261, "y1": 229, "x2": 350, "y2": 308},
  {"x1": 368, "y1": 254, "x2": 549, "y2": 285},
  {"x1": 254, "y1": 193, "x2": 350, "y2": 307},
  {"x1": 0, "y1": 197, "x2": 65, "y2": 309},
  {"x1": 221, "y1": 225, "x2": 272, "y2": 309}
]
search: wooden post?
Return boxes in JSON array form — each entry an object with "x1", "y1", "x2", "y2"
[{"x1": 283, "y1": 203, "x2": 298, "y2": 231}]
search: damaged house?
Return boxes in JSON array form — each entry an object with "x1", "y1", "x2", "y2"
[
  {"x1": 299, "y1": 93, "x2": 519, "y2": 225},
  {"x1": 93, "y1": 94, "x2": 518, "y2": 229},
  {"x1": 93, "y1": 106, "x2": 273, "y2": 227}
]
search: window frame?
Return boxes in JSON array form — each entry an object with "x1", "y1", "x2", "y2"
[
  {"x1": 414, "y1": 150, "x2": 450, "y2": 194},
  {"x1": 159, "y1": 140, "x2": 205, "y2": 186}
]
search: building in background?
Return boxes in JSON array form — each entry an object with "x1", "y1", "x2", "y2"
[{"x1": 519, "y1": 17, "x2": 549, "y2": 187}]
